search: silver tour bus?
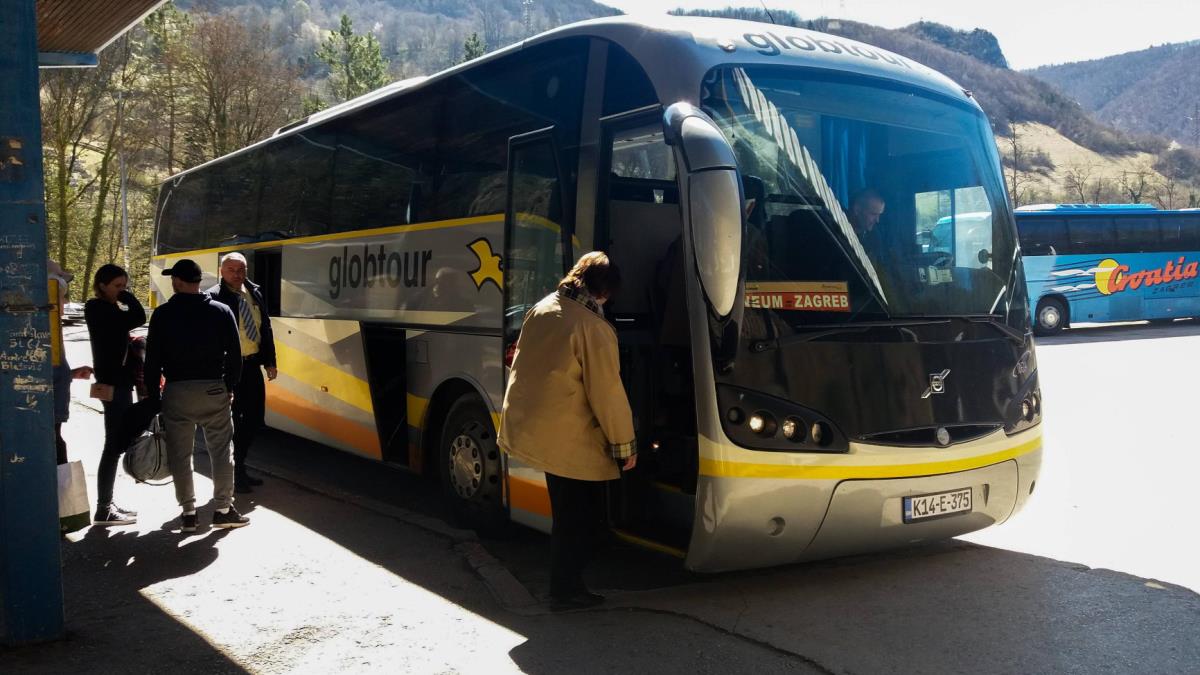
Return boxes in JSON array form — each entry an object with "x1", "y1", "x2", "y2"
[{"x1": 151, "y1": 16, "x2": 1043, "y2": 571}]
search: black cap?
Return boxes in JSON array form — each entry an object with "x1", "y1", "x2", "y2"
[{"x1": 161, "y1": 259, "x2": 203, "y2": 283}]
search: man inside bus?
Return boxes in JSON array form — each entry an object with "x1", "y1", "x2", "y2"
[{"x1": 847, "y1": 187, "x2": 886, "y2": 257}]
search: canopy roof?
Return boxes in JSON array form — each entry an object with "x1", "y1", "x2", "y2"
[{"x1": 37, "y1": 0, "x2": 167, "y2": 67}]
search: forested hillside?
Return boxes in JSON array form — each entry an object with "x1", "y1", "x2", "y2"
[
  {"x1": 178, "y1": 0, "x2": 619, "y2": 76},
  {"x1": 39, "y1": 0, "x2": 616, "y2": 301},
  {"x1": 40, "y1": 2, "x2": 1200, "y2": 302},
  {"x1": 1030, "y1": 41, "x2": 1200, "y2": 149}
]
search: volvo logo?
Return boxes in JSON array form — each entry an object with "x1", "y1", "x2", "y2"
[{"x1": 922, "y1": 369, "x2": 951, "y2": 399}]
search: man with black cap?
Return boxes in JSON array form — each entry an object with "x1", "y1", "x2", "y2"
[{"x1": 144, "y1": 259, "x2": 249, "y2": 532}]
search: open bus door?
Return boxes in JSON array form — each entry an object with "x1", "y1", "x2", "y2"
[{"x1": 607, "y1": 103, "x2": 746, "y2": 559}]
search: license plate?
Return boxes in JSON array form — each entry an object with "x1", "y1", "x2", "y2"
[{"x1": 903, "y1": 488, "x2": 972, "y2": 523}]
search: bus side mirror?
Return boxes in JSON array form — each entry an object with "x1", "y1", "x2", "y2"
[
  {"x1": 978, "y1": 248, "x2": 992, "y2": 265},
  {"x1": 663, "y1": 103, "x2": 742, "y2": 319}
]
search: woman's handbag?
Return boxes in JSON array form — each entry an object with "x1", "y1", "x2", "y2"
[{"x1": 58, "y1": 461, "x2": 90, "y2": 533}]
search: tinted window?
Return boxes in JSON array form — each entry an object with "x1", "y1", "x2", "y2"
[
  {"x1": 603, "y1": 42, "x2": 658, "y2": 116},
  {"x1": 429, "y1": 38, "x2": 589, "y2": 222},
  {"x1": 258, "y1": 131, "x2": 336, "y2": 239},
  {"x1": 329, "y1": 98, "x2": 431, "y2": 231},
  {"x1": 1066, "y1": 217, "x2": 1115, "y2": 254},
  {"x1": 205, "y1": 152, "x2": 262, "y2": 248},
  {"x1": 1161, "y1": 215, "x2": 1200, "y2": 251},
  {"x1": 156, "y1": 173, "x2": 208, "y2": 254},
  {"x1": 1016, "y1": 217, "x2": 1068, "y2": 255},
  {"x1": 1114, "y1": 216, "x2": 1160, "y2": 252}
]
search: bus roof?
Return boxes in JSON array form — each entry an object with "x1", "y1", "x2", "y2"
[
  {"x1": 1014, "y1": 203, "x2": 1159, "y2": 214},
  {"x1": 165, "y1": 15, "x2": 973, "y2": 183}
]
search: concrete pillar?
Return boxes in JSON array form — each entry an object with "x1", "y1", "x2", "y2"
[{"x1": 0, "y1": 0, "x2": 66, "y2": 645}]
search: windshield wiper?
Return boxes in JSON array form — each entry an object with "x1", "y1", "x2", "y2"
[
  {"x1": 750, "y1": 319, "x2": 950, "y2": 352},
  {"x1": 749, "y1": 314, "x2": 1027, "y2": 353},
  {"x1": 903, "y1": 313, "x2": 1028, "y2": 346}
]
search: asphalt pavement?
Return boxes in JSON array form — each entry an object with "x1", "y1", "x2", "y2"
[{"x1": 1, "y1": 321, "x2": 1197, "y2": 673}]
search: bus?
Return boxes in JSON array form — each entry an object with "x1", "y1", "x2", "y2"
[
  {"x1": 151, "y1": 16, "x2": 1043, "y2": 572},
  {"x1": 1016, "y1": 204, "x2": 1200, "y2": 335}
]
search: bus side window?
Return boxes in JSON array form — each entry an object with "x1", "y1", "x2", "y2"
[
  {"x1": 1164, "y1": 216, "x2": 1200, "y2": 251},
  {"x1": 1115, "y1": 216, "x2": 1160, "y2": 253},
  {"x1": 1066, "y1": 217, "x2": 1114, "y2": 255}
]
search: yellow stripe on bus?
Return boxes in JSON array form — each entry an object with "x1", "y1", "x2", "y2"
[
  {"x1": 700, "y1": 435, "x2": 1042, "y2": 481},
  {"x1": 274, "y1": 341, "x2": 374, "y2": 414},
  {"x1": 612, "y1": 530, "x2": 687, "y2": 559},
  {"x1": 151, "y1": 213, "x2": 504, "y2": 261}
]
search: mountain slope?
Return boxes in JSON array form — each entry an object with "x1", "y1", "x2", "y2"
[
  {"x1": 1030, "y1": 42, "x2": 1200, "y2": 148},
  {"x1": 675, "y1": 8, "x2": 1148, "y2": 158}
]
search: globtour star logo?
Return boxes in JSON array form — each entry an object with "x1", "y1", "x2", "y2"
[{"x1": 1093, "y1": 257, "x2": 1199, "y2": 296}]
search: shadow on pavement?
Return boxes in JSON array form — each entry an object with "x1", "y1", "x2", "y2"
[
  {"x1": 235, "y1": 428, "x2": 1200, "y2": 674},
  {"x1": 1037, "y1": 318, "x2": 1200, "y2": 345},
  {"x1": 0, "y1": 524, "x2": 243, "y2": 674}
]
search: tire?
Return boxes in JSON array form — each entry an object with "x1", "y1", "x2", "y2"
[
  {"x1": 1034, "y1": 297, "x2": 1067, "y2": 336},
  {"x1": 438, "y1": 395, "x2": 507, "y2": 532}
]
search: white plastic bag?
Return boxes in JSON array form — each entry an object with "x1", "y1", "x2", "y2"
[{"x1": 58, "y1": 461, "x2": 90, "y2": 533}]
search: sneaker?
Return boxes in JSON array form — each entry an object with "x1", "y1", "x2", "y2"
[
  {"x1": 212, "y1": 506, "x2": 250, "y2": 529},
  {"x1": 93, "y1": 505, "x2": 136, "y2": 526},
  {"x1": 113, "y1": 504, "x2": 138, "y2": 518},
  {"x1": 181, "y1": 513, "x2": 197, "y2": 533}
]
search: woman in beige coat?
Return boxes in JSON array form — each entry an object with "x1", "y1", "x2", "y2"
[{"x1": 499, "y1": 251, "x2": 637, "y2": 610}]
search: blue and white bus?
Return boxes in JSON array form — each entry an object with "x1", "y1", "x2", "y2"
[{"x1": 1016, "y1": 204, "x2": 1200, "y2": 335}]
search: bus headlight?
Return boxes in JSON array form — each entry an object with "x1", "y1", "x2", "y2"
[
  {"x1": 1006, "y1": 376, "x2": 1043, "y2": 435},
  {"x1": 717, "y1": 385, "x2": 847, "y2": 453},
  {"x1": 748, "y1": 411, "x2": 777, "y2": 437},
  {"x1": 781, "y1": 417, "x2": 805, "y2": 442}
]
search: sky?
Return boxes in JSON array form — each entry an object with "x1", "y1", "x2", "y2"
[{"x1": 596, "y1": 0, "x2": 1200, "y2": 69}]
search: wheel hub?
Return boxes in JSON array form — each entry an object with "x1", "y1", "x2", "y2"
[
  {"x1": 1040, "y1": 305, "x2": 1061, "y2": 328},
  {"x1": 448, "y1": 432, "x2": 483, "y2": 499}
]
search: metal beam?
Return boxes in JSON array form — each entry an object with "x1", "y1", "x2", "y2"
[
  {"x1": 38, "y1": 51, "x2": 99, "y2": 68},
  {"x1": 0, "y1": 0, "x2": 66, "y2": 646}
]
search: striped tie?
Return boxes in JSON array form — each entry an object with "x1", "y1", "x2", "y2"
[{"x1": 239, "y1": 294, "x2": 259, "y2": 343}]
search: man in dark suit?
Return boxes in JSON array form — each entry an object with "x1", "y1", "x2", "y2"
[{"x1": 208, "y1": 252, "x2": 277, "y2": 493}]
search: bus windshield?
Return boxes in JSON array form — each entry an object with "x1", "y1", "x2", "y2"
[{"x1": 701, "y1": 66, "x2": 1018, "y2": 326}]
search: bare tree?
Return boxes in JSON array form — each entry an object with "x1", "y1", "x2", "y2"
[
  {"x1": 80, "y1": 37, "x2": 147, "y2": 295},
  {"x1": 1118, "y1": 166, "x2": 1154, "y2": 203},
  {"x1": 40, "y1": 58, "x2": 114, "y2": 272},
  {"x1": 1002, "y1": 122, "x2": 1034, "y2": 206},
  {"x1": 1151, "y1": 176, "x2": 1179, "y2": 209},
  {"x1": 478, "y1": 3, "x2": 505, "y2": 56},
  {"x1": 179, "y1": 13, "x2": 304, "y2": 165},
  {"x1": 1061, "y1": 162, "x2": 1095, "y2": 203}
]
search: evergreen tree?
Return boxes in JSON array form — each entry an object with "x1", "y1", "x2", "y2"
[
  {"x1": 461, "y1": 32, "x2": 486, "y2": 63},
  {"x1": 314, "y1": 14, "x2": 389, "y2": 103}
]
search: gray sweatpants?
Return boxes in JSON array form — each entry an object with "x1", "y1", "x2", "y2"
[{"x1": 162, "y1": 379, "x2": 235, "y2": 511}]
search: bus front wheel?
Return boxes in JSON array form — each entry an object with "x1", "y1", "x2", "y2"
[
  {"x1": 438, "y1": 395, "x2": 506, "y2": 532},
  {"x1": 1034, "y1": 298, "x2": 1067, "y2": 336}
]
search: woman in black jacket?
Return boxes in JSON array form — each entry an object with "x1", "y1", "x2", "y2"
[{"x1": 85, "y1": 264, "x2": 146, "y2": 525}]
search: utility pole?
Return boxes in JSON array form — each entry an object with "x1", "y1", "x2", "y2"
[{"x1": 0, "y1": 0, "x2": 66, "y2": 645}]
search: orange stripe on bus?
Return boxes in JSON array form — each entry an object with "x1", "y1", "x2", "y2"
[
  {"x1": 508, "y1": 475, "x2": 552, "y2": 518},
  {"x1": 267, "y1": 386, "x2": 382, "y2": 459}
]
